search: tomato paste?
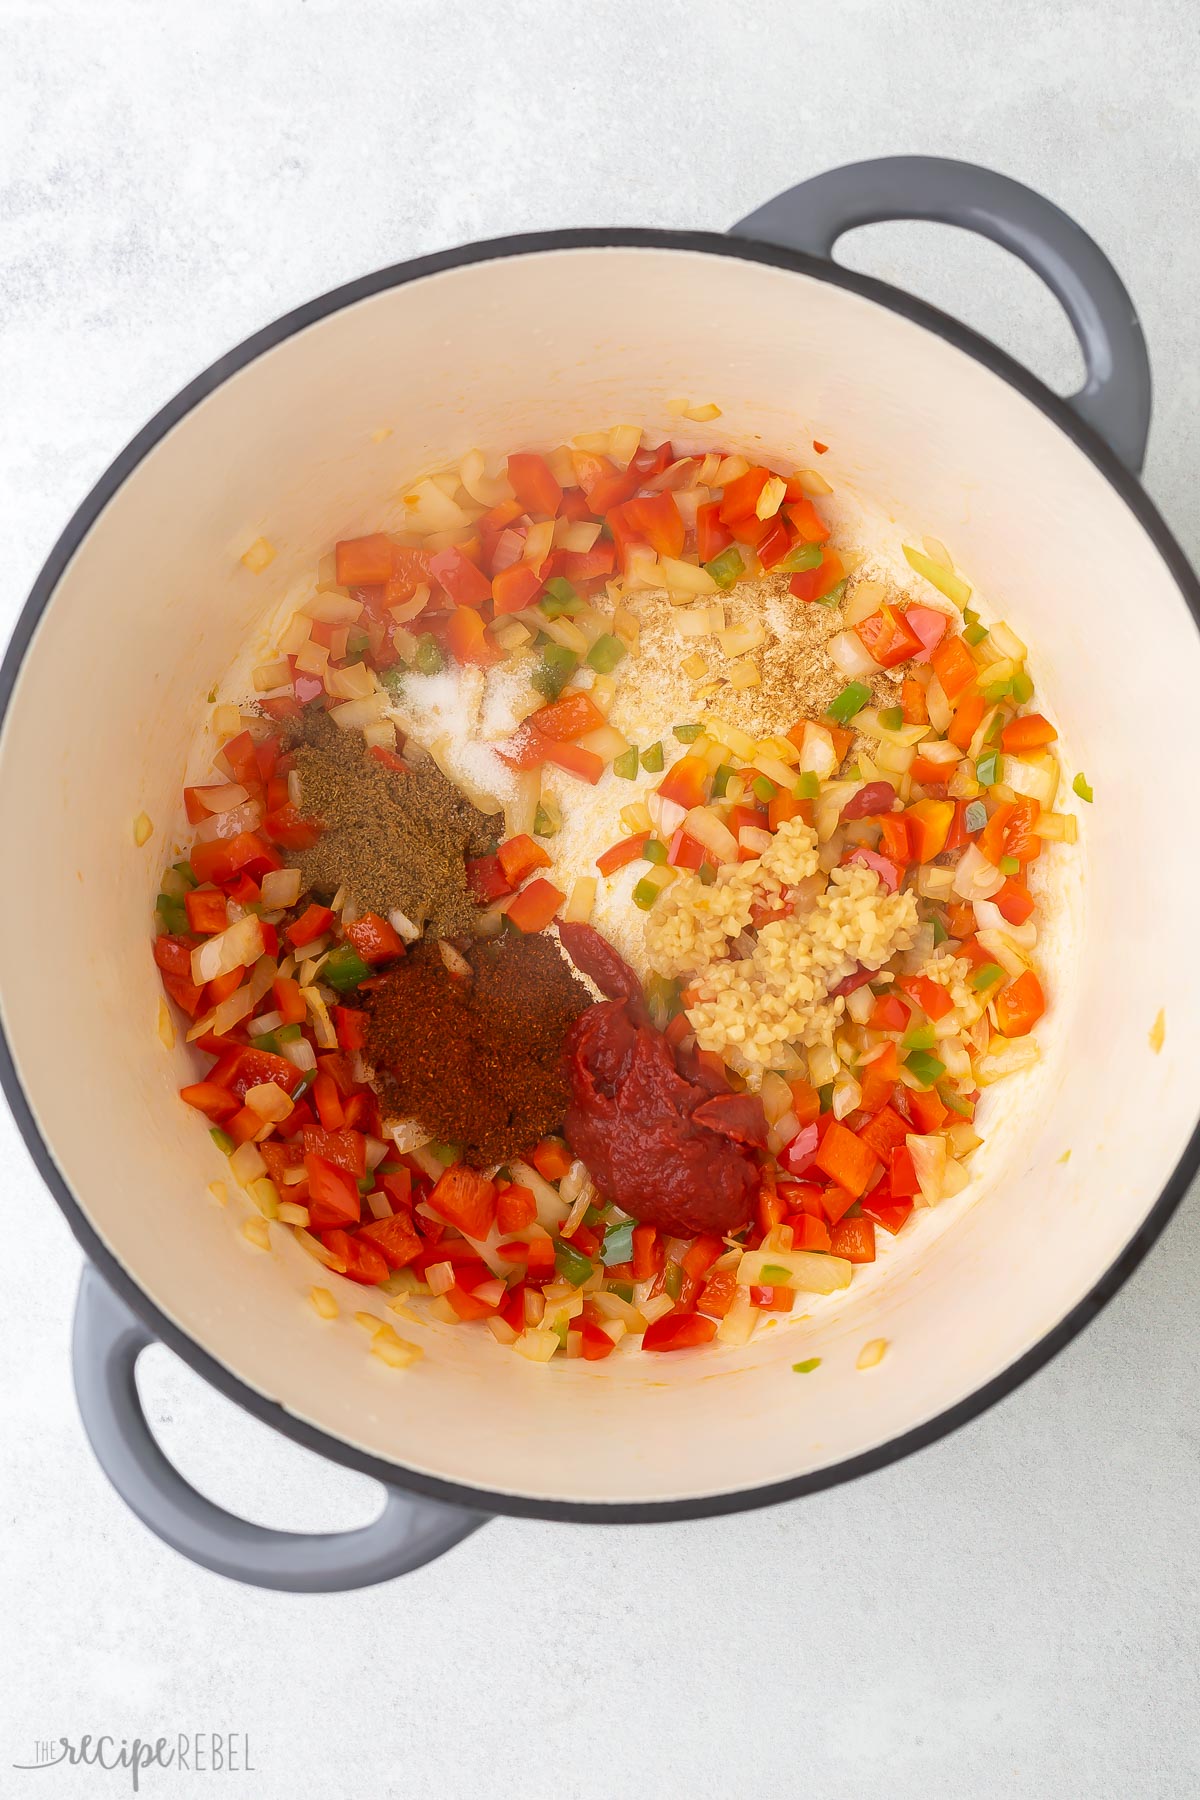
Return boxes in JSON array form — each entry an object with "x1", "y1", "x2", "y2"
[{"x1": 559, "y1": 923, "x2": 767, "y2": 1237}]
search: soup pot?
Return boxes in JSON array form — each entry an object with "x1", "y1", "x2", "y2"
[{"x1": 2, "y1": 157, "x2": 1197, "y2": 1592}]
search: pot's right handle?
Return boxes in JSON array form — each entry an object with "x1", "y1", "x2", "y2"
[
  {"x1": 731, "y1": 156, "x2": 1151, "y2": 474},
  {"x1": 73, "y1": 1265, "x2": 487, "y2": 1592}
]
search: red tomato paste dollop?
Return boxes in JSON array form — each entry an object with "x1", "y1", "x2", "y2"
[{"x1": 558, "y1": 922, "x2": 767, "y2": 1238}]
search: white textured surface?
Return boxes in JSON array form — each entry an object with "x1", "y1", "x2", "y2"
[{"x1": 1, "y1": 3, "x2": 1199, "y2": 1796}]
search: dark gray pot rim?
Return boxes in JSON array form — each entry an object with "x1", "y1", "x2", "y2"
[{"x1": 3, "y1": 225, "x2": 1198, "y2": 1524}]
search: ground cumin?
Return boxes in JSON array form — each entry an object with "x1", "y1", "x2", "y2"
[
  {"x1": 363, "y1": 932, "x2": 593, "y2": 1167},
  {"x1": 287, "y1": 711, "x2": 499, "y2": 937}
]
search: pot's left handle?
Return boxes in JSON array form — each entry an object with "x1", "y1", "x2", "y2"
[{"x1": 72, "y1": 1265, "x2": 487, "y2": 1591}]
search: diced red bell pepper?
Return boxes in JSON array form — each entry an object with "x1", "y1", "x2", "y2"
[
  {"x1": 466, "y1": 854, "x2": 513, "y2": 904},
  {"x1": 931, "y1": 635, "x2": 978, "y2": 702},
  {"x1": 261, "y1": 804, "x2": 323, "y2": 850},
  {"x1": 491, "y1": 560, "x2": 544, "y2": 615},
  {"x1": 829, "y1": 1216, "x2": 876, "y2": 1263},
  {"x1": 540, "y1": 740, "x2": 603, "y2": 784},
  {"x1": 531, "y1": 690, "x2": 607, "y2": 741},
  {"x1": 863, "y1": 1190, "x2": 914, "y2": 1236},
  {"x1": 572, "y1": 451, "x2": 639, "y2": 513},
  {"x1": 335, "y1": 533, "x2": 393, "y2": 587},
  {"x1": 496, "y1": 834, "x2": 552, "y2": 887},
  {"x1": 345, "y1": 912, "x2": 404, "y2": 963},
  {"x1": 505, "y1": 877, "x2": 565, "y2": 933},
  {"x1": 188, "y1": 832, "x2": 282, "y2": 888},
  {"x1": 632, "y1": 1224, "x2": 662, "y2": 1282},
  {"x1": 596, "y1": 831, "x2": 651, "y2": 876},
  {"x1": 889, "y1": 1144, "x2": 920, "y2": 1198},
  {"x1": 791, "y1": 1213, "x2": 832, "y2": 1253},
  {"x1": 667, "y1": 828, "x2": 707, "y2": 871},
  {"x1": 181, "y1": 889, "x2": 226, "y2": 935},
  {"x1": 320, "y1": 1228, "x2": 389, "y2": 1285},
  {"x1": 530, "y1": 1136, "x2": 572, "y2": 1181},
  {"x1": 1001, "y1": 713, "x2": 1058, "y2": 753},
  {"x1": 430, "y1": 1165, "x2": 497, "y2": 1239},
  {"x1": 302, "y1": 1124, "x2": 366, "y2": 1176},
  {"x1": 789, "y1": 548, "x2": 845, "y2": 602},
  {"x1": 216, "y1": 729, "x2": 261, "y2": 786},
  {"x1": 784, "y1": 494, "x2": 831, "y2": 542},
  {"x1": 305, "y1": 1155, "x2": 361, "y2": 1230},
  {"x1": 578, "y1": 1318, "x2": 617, "y2": 1360},
  {"x1": 696, "y1": 500, "x2": 733, "y2": 562},
  {"x1": 896, "y1": 973, "x2": 954, "y2": 1021},
  {"x1": 819, "y1": 1183, "x2": 859, "y2": 1227},
  {"x1": 901, "y1": 677, "x2": 930, "y2": 725},
  {"x1": 643, "y1": 1311, "x2": 717, "y2": 1351},
  {"x1": 905, "y1": 798, "x2": 955, "y2": 863},
  {"x1": 868, "y1": 994, "x2": 909, "y2": 1034},
  {"x1": 680, "y1": 1235, "x2": 724, "y2": 1283},
  {"x1": 496, "y1": 1183, "x2": 538, "y2": 1233},
  {"x1": 608, "y1": 492, "x2": 685, "y2": 561},
  {"x1": 995, "y1": 970, "x2": 1046, "y2": 1037},
  {"x1": 718, "y1": 465, "x2": 772, "y2": 526},
  {"x1": 286, "y1": 903, "x2": 334, "y2": 948},
  {"x1": 428, "y1": 546, "x2": 492, "y2": 609},
  {"x1": 696, "y1": 1267, "x2": 738, "y2": 1319},
  {"x1": 854, "y1": 605, "x2": 924, "y2": 669},
  {"x1": 656, "y1": 754, "x2": 709, "y2": 811},
  {"x1": 179, "y1": 1081, "x2": 241, "y2": 1122},
  {"x1": 358, "y1": 1211, "x2": 422, "y2": 1270},
  {"x1": 756, "y1": 516, "x2": 793, "y2": 571},
  {"x1": 814, "y1": 1119, "x2": 878, "y2": 1199},
  {"x1": 507, "y1": 452, "x2": 563, "y2": 517},
  {"x1": 272, "y1": 974, "x2": 307, "y2": 1025},
  {"x1": 560, "y1": 542, "x2": 616, "y2": 586},
  {"x1": 907, "y1": 1087, "x2": 948, "y2": 1134},
  {"x1": 333, "y1": 1005, "x2": 367, "y2": 1051},
  {"x1": 446, "y1": 604, "x2": 500, "y2": 666},
  {"x1": 856, "y1": 1103, "x2": 910, "y2": 1163},
  {"x1": 312, "y1": 1069, "x2": 345, "y2": 1129},
  {"x1": 994, "y1": 877, "x2": 1035, "y2": 926}
]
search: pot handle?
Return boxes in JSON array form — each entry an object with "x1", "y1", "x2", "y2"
[
  {"x1": 731, "y1": 156, "x2": 1151, "y2": 473},
  {"x1": 72, "y1": 1265, "x2": 487, "y2": 1591}
]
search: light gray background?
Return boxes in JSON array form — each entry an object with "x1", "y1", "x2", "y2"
[{"x1": 1, "y1": 3, "x2": 1198, "y2": 1796}]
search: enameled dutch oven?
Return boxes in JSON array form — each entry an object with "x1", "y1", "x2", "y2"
[{"x1": 2, "y1": 158, "x2": 1198, "y2": 1592}]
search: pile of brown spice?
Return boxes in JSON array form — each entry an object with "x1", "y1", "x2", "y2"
[
  {"x1": 287, "y1": 710, "x2": 499, "y2": 937},
  {"x1": 362, "y1": 931, "x2": 593, "y2": 1167}
]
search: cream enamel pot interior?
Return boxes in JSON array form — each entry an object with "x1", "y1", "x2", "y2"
[{"x1": 3, "y1": 158, "x2": 1199, "y2": 1592}]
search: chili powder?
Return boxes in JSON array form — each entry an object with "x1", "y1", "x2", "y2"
[{"x1": 362, "y1": 931, "x2": 593, "y2": 1167}]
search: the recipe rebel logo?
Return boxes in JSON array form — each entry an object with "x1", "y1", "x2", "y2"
[{"x1": 11, "y1": 1732, "x2": 257, "y2": 1790}]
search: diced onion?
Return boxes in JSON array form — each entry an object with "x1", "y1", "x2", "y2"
[
  {"x1": 951, "y1": 843, "x2": 1004, "y2": 901},
  {"x1": 790, "y1": 468, "x2": 833, "y2": 496},
  {"x1": 508, "y1": 1160, "x2": 570, "y2": 1229},
  {"x1": 974, "y1": 902, "x2": 1037, "y2": 949},
  {"x1": 229, "y1": 1140, "x2": 267, "y2": 1187},
  {"x1": 736, "y1": 1249, "x2": 853, "y2": 1293},
  {"x1": 260, "y1": 866, "x2": 302, "y2": 909},
  {"x1": 799, "y1": 722, "x2": 837, "y2": 779},
  {"x1": 388, "y1": 908, "x2": 421, "y2": 944},
  {"x1": 683, "y1": 805, "x2": 740, "y2": 864},
  {"x1": 193, "y1": 799, "x2": 264, "y2": 843},
  {"x1": 976, "y1": 927, "x2": 1035, "y2": 977},
  {"x1": 828, "y1": 630, "x2": 880, "y2": 682},
  {"x1": 438, "y1": 940, "x2": 471, "y2": 979},
  {"x1": 576, "y1": 724, "x2": 629, "y2": 764},
  {"x1": 1003, "y1": 753, "x2": 1059, "y2": 808},
  {"x1": 329, "y1": 692, "x2": 389, "y2": 731},
  {"x1": 925, "y1": 674, "x2": 953, "y2": 734},
  {"x1": 977, "y1": 1035, "x2": 1040, "y2": 1084},
  {"x1": 280, "y1": 1036, "x2": 317, "y2": 1074},
  {"x1": 906, "y1": 1133, "x2": 948, "y2": 1204},
  {"x1": 843, "y1": 578, "x2": 887, "y2": 627},
  {"x1": 301, "y1": 591, "x2": 362, "y2": 624},
  {"x1": 563, "y1": 877, "x2": 596, "y2": 924},
  {"x1": 987, "y1": 619, "x2": 1027, "y2": 662},
  {"x1": 404, "y1": 477, "x2": 469, "y2": 534},
  {"x1": 625, "y1": 545, "x2": 662, "y2": 590},
  {"x1": 459, "y1": 448, "x2": 509, "y2": 507},
  {"x1": 191, "y1": 914, "x2": 264, "y2": 986},
  {"x1": 738, "y1": 826, "x2": 773, "y2": 857}
]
